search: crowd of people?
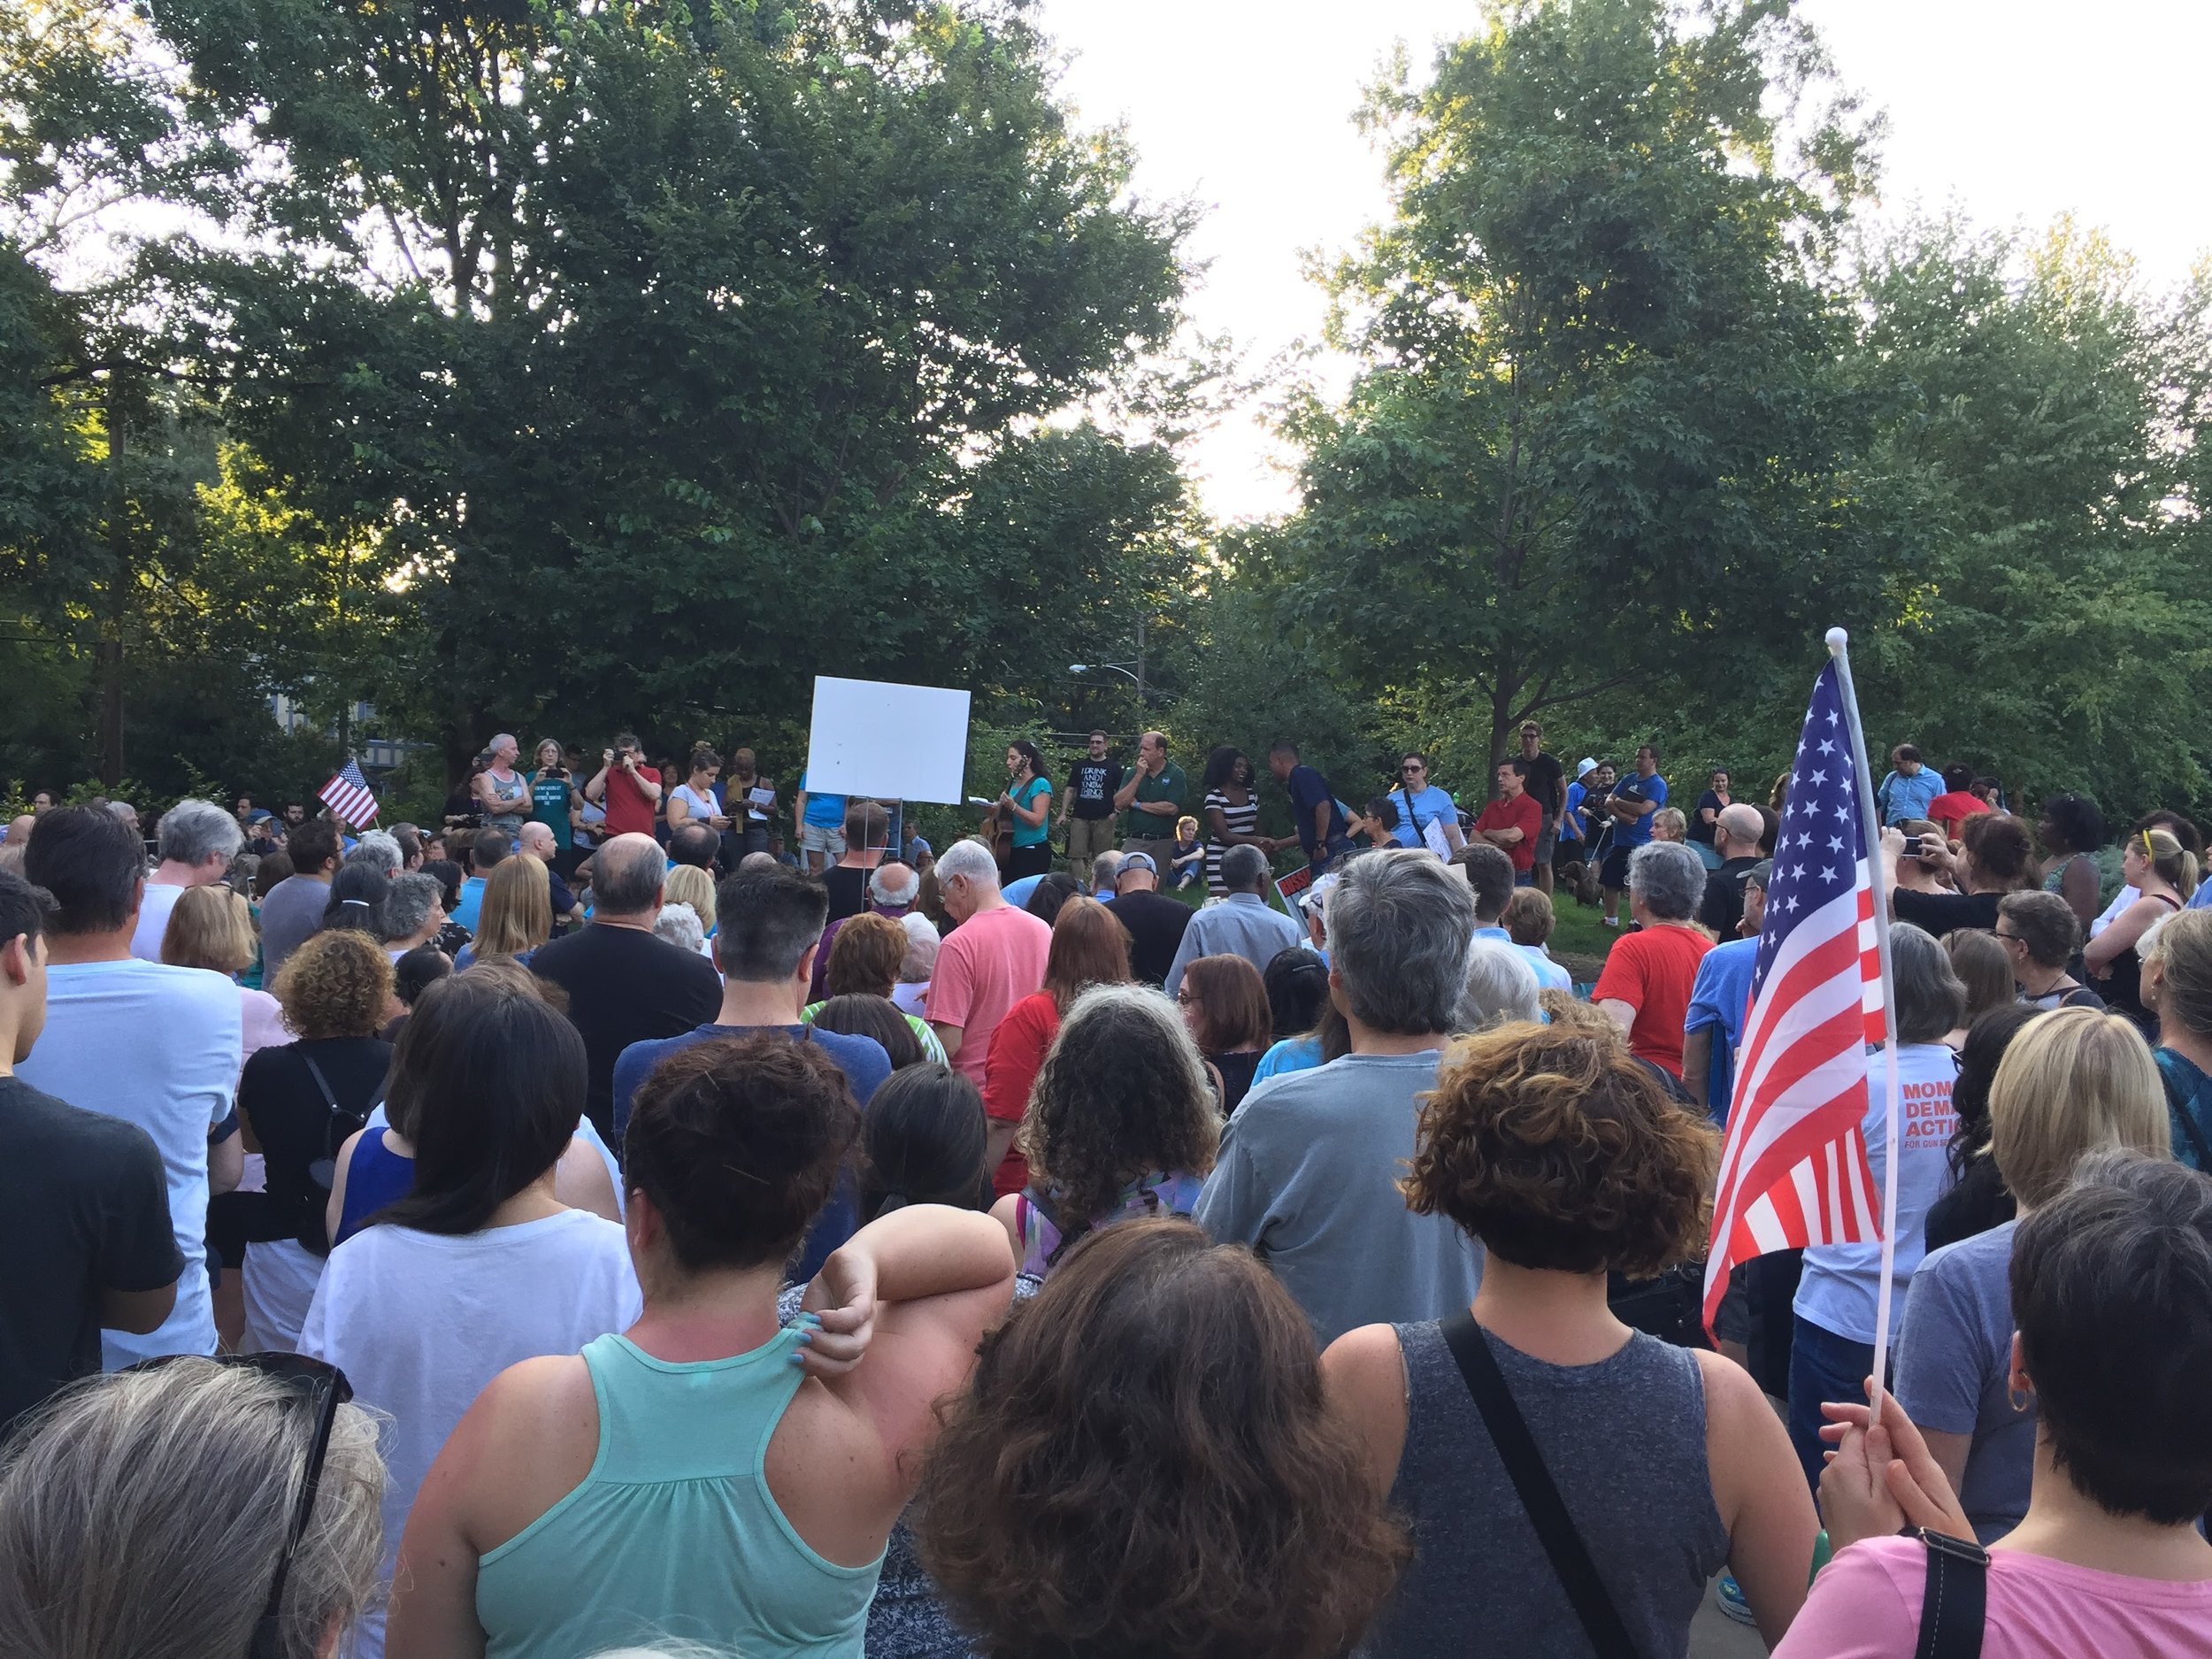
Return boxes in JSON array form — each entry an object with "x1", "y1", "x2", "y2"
[{"x1": 0, "y1": 719, "x2": 2209, "y2": 1659}]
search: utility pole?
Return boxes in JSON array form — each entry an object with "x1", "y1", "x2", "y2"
[
  {"x1": 98, "y1": 376, "x2": 128, "y2": 787},
  {"x1": 1136, "y1": 612, "x2": 1147, "y2": 706}
]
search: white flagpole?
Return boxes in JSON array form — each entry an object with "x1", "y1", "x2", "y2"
[{"x1": 1826, "y1": 627, "x2": 1904, "y2": 1417}]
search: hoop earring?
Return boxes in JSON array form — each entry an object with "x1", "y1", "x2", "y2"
[{"x1": 2008, "y1": 1386, "x2": 2032, "y2": 1414}]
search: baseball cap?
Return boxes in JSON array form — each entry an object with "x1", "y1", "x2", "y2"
[
  {"x1": 1119, "y1": 852, "x2": 1157, "y2": 875},
  {"x1": 1576, "y1": 757, "x2": 1598, "y2": 780},
  {"x1": 1747, "y1": 859, "x2": 1774, "y2": 890}
]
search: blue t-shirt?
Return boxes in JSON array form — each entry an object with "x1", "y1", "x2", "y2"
[
  {"x1": 1388, "y1": 785, "x2": 1458, "y2": 849},
  {"x1": 610, "y1": 1022, "x2": 893, "y2": 1283},
  {"x1": 800, "y1": 772, "x2": 847, "y2": 829},
  {"x1": 1284, "y1": 765, "x2": 1344, "y2": 855},
  {"x1": 1684, "y1": 938, "x2": 1757, "y2": 1123},
  {"x1": 451, "y1": 874, "x2": 488, "y2": 933},
  {"x1": 1560, "y1": 781, "x2": 1586, "y2": 843},
  {"x1": 1895, "y1": 1221, "x2": 2033, "y2": 1542},
  {"x1": 1002, "y1": 874, "x2": 1045, "y2": 910},
  {"x1": 2158, "y1": 1047, "x2": 2212, "y2": 1170},
  {"x1": 1876, "y1": 768, "x2": 1940, "y2": 826},
  {"x1": 1611, "y1": 772, "x2": 1667, "y2": 848}
]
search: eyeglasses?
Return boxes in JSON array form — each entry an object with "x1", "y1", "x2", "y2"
[
  {"x1": 1174, "y1": 990, "x2": 1198, "y2": 1005},
  {"x1": 124, "y1": 1353, "x2": 351, "y2": 1659},
  {"x1": 1993, "y1": 929, "x2": 2023, "y2": 943},
  {"x1": 1401, "y1": 764, "x2": 1425, "y2": 775}
]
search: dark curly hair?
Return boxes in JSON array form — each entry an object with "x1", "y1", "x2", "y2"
[
  {"x1": 914, "y1": 1217, "x2": 1408, "y2": 1659},
  {"x1": 1402, "y1": 1023, "x2": 1717, "y2": 1279},
  {"x1": 270, "y1": 930, "x2": 394, "y2": 1041},
  {"x1": 624, "y1": 1032, "x2": 859, "y2": 1272},
  {"x1": 1018, "y1": 985, "x2": 1218, "y2": 1231},
  {"x1": 2039, "y1": 792, "x2": 2105, "y2": 855}
]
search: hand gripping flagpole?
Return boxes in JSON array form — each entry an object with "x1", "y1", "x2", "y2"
[{"x1": 1826, "y1": 627, "x2": 1905, "y2": 1417}]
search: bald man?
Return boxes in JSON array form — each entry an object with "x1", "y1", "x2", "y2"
[
  {"x1": 1700, "y1": 802, "x2": 1769, "y2": 938},
  {"x1": 526, "y1": 833, "x2": 721, "y2": 1138}
]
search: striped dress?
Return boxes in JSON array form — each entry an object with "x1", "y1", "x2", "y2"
[{"x1": 1205, "y1": 788, "x2": 1260, "y2": 895}]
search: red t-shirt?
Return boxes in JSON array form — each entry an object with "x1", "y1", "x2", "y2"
[
  {"x1": 1924, "y1": 791, "x2": 1990, "y2": 840},
  {"x1": 1592, "y1": 925, "x2": 1713, "y2": 1078},
  {"x1": 979, "y1": 992, "x2": 1059, "y2": 1198},
  {"x1": 602, "y1": 763, "x2": 662, "y2": 838},
  {"x1": 1472, "y1": 791, "x2": 1544, "y2": 872}
]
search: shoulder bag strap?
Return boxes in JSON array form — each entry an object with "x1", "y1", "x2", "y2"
[
  {"x1": 1440, "y1": 1310, "x2": 1641, "y2": 1659},
  {"x1": 1911, "y1": 1527, "x2": 1988, "y2": 1659}
]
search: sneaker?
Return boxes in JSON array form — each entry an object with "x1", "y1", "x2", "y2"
[{"x1": 1713, "y1": 1573, "x2": 1755, "y2": 1626}]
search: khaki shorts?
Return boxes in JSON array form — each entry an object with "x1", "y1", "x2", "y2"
[{"x1": 1066, "y1": 815, "x2": 1118, "y2": 879}]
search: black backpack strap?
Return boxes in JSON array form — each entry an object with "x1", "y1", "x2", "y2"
[
  {"x1": 1911, "y1": 1527, "x2": 1987, "y2": 1659},
  {"x1": 1440, "y1": 1310, "x2": 1641, "y2": 1659}
]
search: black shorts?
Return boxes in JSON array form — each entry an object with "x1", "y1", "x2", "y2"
[{"x1": 1601, "y1": 843, "x2": 1636, "y2": 890}]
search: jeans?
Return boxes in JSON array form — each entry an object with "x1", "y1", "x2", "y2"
[
  {"x1": 1310, "y1": 833, "x2": 1357, "y2": 875},
  {"x1": 1787, "y1": 1313, "x2": 1881, "y2": 1491}
]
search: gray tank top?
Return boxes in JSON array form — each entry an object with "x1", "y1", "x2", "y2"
[{"x1": 1364, "y1": 1320, "x2": 1729, "y2": 1659}]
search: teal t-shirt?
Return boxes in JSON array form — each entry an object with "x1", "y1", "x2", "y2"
[
  {"x1": 1012, "y1": 776, "x2": 1051, "y2": 848},
  {"x1": 529, "y1": 772, "x2": 572, "y2": 849}
]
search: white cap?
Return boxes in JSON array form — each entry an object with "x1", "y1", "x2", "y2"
[{"x1": 1576, "y1": 757, "x2": 1598, "y2": 780}]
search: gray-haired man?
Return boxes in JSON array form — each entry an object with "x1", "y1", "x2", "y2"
[{"x1": 1194, "y1": 849, "x2": 1483, "y2": 1344}]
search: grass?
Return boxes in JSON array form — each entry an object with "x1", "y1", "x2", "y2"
[{"x1": 1545, "y1": 887, "x2": 1622, "y2": 985}]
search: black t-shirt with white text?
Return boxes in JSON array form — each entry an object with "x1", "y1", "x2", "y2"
[
  {"x1": 0, "y1": 1076, "x2": 182, "y2": 1435},
  {"x1": 1066, "y1": 758, "x2": 1125, "y2": 820}
]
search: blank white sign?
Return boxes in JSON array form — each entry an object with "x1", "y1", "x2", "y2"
[{"x1": 803, "y1": 677, "x2": 972, "y2": 804}]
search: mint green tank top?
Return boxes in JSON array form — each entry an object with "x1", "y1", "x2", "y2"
[{"x1": 475, "y1": 1329, "x2": 883, "y2": 1659}]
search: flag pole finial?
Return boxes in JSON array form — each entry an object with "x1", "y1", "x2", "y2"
[{"x1": 1824, "y1": 626, "x2": 1848, "y2": 653}]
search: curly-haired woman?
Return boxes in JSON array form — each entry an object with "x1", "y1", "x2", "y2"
[
  {"x1": 992, "y1": 984, "x2": 1218, "y2": 1282},
  {"x1": 239, "y1": 929, "x2": 396, "y2": 1352},
  {"x1": 916, "y1": 1217, "x2": 1408, "y2": 1659},
  {"x1": 1321, "y1": 1021, "x2": 1816, "y2": 1654}
]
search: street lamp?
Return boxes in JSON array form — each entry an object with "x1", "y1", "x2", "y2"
[{"x1": 1069, "y1": 662, "x2": 1144, "y2": 688}]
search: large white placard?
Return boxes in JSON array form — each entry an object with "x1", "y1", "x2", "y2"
[{"x1": 803, "y1": 676, "x2": 972, "y2": 804}]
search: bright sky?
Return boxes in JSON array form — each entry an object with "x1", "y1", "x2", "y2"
[{"x1": 1032, "y1": 1, "x2": 2212, "y2": 523}]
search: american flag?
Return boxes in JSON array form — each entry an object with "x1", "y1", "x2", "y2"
[
  {"x1": 1702, "y1": 658, "x2": 1888, "y2": 1333},
  {"x1": 319, "y1": 759, "x2": 380, "y2": 828}
]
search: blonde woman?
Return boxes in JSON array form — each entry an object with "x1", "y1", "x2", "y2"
[
  {"x1": 1893, "y1": 1006, "x2": 2170, "y2": 1541},
  {"x1": 457, "y1": 856, "x2": 552, "y2": 968},
  {"x1": 162, "y1": 882, "x2": 293, "y2": 1064},
  {"x1": 2085, "y1": 828, "x2": 2200, "y2": 1028},
  {"x1": 662, "y1": 862, "x2": 718, "y2": 956}
]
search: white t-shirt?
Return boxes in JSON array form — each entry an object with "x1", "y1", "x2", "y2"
[
  {"x1": 891, "y1": 980, "x2": 930, "y2": 1018},
  {"x1": 2089, "y1": 884, "x2": 2138, "y2": 939},
  {"x1": 127, "y1": 880, "x2": 188, "y2": 962},
  {"x1": 298, "y1": 1210, "x2": 641, "y2": 1659},
  {"x1": 1795, "y1": 1041, "x2": 1961, "y2": 1344},
  {"x1": 16, "y1": 958, "x2": 242, "y2": 1364}
]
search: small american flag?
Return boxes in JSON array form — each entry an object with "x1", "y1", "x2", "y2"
[
  {"x1": 1702, "y1": 656, "x2": 1889, "y2": 1333},
  {"x1": 319, "y1": 759, "x2": 380, "y2": 828}
]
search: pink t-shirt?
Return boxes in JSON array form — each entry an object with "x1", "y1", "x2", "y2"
[
  {"x1": 1775, "y1": 1535, "x2": 2212, "y2": 1659},
  {"x1": 926, "y1": 904, "x2": 1051, "y2": 1087}
]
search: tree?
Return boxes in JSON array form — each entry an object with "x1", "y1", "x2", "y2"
[
  {"x1": 151, "y1": 0, "x2": 1194, "y2": 771},
  {"x1": 1270, "y1": 0, "x2": 1888, "y2": 771}
]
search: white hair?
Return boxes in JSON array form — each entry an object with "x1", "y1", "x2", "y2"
[
  {"x1": 869, "y1": 863, "x2": 920, "y2": 906},
  {"x1": 934, "y1": 838, "x2": 1001, "y2": 889},
  {"x1": 156, "y1": 799, "x2": 242, "y2": 866},
  {"x1": 653, "y1": 902, "x2": 706, "y2": 956},
  {"x1": 347, "y1": 829, "x2": 401, "y2": 877},
  {"x1": 1458, "y1": 939, "x2": 1540, "y2": 1032},
  {"x1": 897, "y1": 911, "x2": 941, "y2": 983}
]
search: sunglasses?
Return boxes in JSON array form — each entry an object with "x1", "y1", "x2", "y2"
[
  {"x1": 1401, "y1": 764, "x2": 1425, "y2": 774},
  {"x1": 125, "y1": 1353, "x2": 352, "y2": 1659}
]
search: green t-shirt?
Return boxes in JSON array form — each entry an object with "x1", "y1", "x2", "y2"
[
  {"x1": 530, "y1": 772, "x2": 573, "y2": 849},
  {"x1": 1012, "y1": 776, "x2": 1052, "y2": 848},
  {"x1": 1122, "y1": 760, "x2": 1189, "y2": 839}
]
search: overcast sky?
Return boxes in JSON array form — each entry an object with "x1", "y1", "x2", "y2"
[{"x1": 1030, "y1": 1, "x2": 2212, "y2": 522}]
